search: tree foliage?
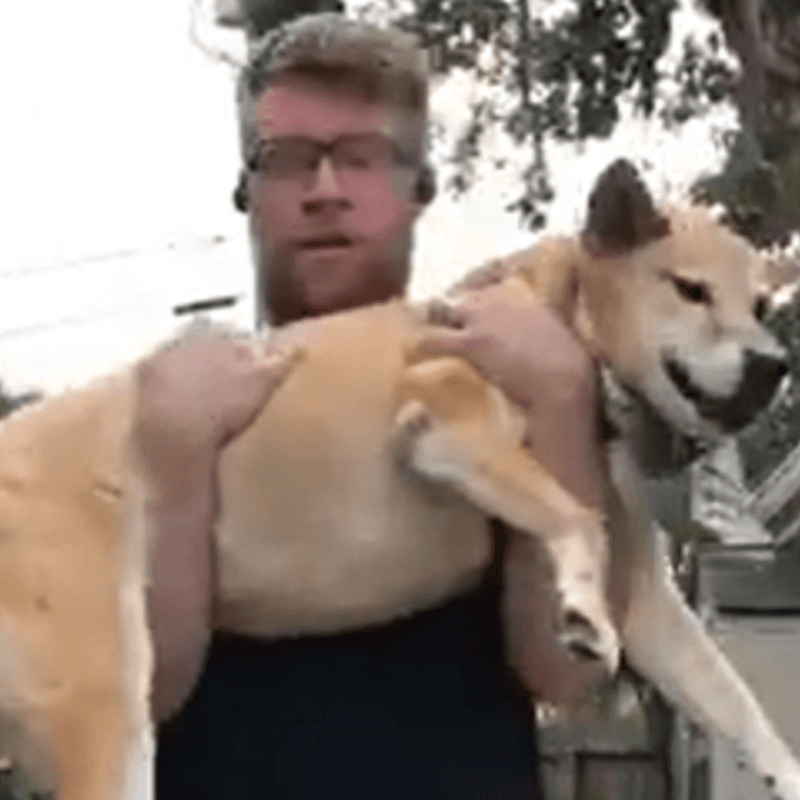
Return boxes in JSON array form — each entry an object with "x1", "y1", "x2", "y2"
[
  {"x1": 658, "y1": 27, "x2": 736, "y2": 128},
  {"x1": 738, "y1": 289, "x2": 800, "y2": 485},
  {"x1": 685, "y1": 0, "x2": 800, "y2": 247},
  {"x1": 242, "y1": 0, "x2": 345, "y2": 37},
  {"x1": 378, "y1": 0, "x2": 737, "y2": 229}
]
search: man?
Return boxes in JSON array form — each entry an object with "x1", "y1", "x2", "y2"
[{"x1": 139, "y1": 13, "x2": 605, "y2": 799}]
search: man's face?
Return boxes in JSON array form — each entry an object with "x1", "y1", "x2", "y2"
[{"x1": 248, "y1": 78, "x2": 425, "y2": 325}]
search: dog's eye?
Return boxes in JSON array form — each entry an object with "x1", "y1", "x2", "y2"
[
  {"x1": 671, "y1": 275, "x2": 712, "y2": 304},
  {"x1": 753, "y1": 295, "x2": 769, "y2": 321}
]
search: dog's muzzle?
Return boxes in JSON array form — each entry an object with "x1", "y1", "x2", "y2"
[{"x1": 664, "y1": 350, "x2": 789, "y2": 432}]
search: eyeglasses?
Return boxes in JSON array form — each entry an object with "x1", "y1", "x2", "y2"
[{"x1": 246, "y1": 133, "x2": 414, "y2": 184}]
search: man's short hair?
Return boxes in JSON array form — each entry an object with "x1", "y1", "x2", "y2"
[{"x1": 236, "y1": 13, "x2": 430, "y2": 165}]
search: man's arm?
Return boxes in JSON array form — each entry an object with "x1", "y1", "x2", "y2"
[
  {"x1": 143, "y1": 459, "x2": 218, "y2": 722},
  {"x1": 411, "y1": 282, "x2": 610, "y2": 699},
  {"x1": 412, "y1": 280, "x2": 605, "y2": 506},
  {"x1": 521, "y1": 369, "x2": 605, "y2": 510},
  {"x1": 132, "y1": 339, "x2": 300, "y2": 722}
]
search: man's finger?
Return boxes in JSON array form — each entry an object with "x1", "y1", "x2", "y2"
[
  {"x1": 262, "y1": 345, "x2": 305, "y2": 371},
  {"x1": 251, "y1": 346, "x2": 305, "y2": 387},
  {"x1": 447, "y1": 259, "x2": 509, "y2": 296},
  {"x1": 236, "y1": 349, "x2": 305, "y2": 423},
  {"x1": 425, "y1": 298, "x2": 470, "y2": 329},
  {"x1": 405, "y1": 329, "x2": 468, "y2": 364},
  {"x1": 230, "y1": 342, "x2": 257, "y2": 362},
  {"x1": 553, "y1": 268, "x2": 580, "y2": 324}
]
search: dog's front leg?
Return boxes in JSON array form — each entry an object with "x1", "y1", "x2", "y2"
[
  {"x1": 607, "y1": 443, "x2": 800, "y2": 799},
  {"x1": 622, "y1": 525, "x2": 800, "y2": 800},
  {"x1": 394, "y1": 356, "x2": 620, "y2": 688}
]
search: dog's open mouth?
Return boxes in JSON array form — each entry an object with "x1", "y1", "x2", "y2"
[
  {"x1": 664, "y1": 357, "x2": 706, "y2": 405},
  {"x1": 663, "y1": 355, "x2": 779, "y2": 433}
]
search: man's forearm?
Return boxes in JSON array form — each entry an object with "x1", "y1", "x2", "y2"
[
  {"x1": 523, "y1": 387, "x2": 606, "y2": 510},
  {"x1": 144, "y1": 461, "x2": 217, "y2": 722}
]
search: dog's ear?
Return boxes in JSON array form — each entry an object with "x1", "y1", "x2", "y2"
[{"x1": 582, "y1": 159, "x2": 671, "y2": 256}]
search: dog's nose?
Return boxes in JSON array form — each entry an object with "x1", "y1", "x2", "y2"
[
  {"x1": 743, "y1": 350, "x2": 788, "y2": 392},
  {"x1": 718, "y1": 350, "x2": 790, "y2": 431}
]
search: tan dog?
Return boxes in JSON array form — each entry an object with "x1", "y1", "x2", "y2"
[{"x1": 0, "y1": 159, "x2": 798, "y2": 800}]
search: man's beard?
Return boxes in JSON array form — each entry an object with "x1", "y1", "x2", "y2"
[{"x1": 251, "y1": 234, "x2": 413, "y2": 328}]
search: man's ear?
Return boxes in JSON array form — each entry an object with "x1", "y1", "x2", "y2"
[
  {"x1": 413, "y1": 164, "x2": 437, "y2": 205},
  {"x1": 233, "y1": 168, "x2": 249, "y2": 213},
  {"x1": 582, "y1": 159, "x2": 671, "y2": 256}
]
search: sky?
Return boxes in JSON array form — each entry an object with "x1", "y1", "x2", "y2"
[{"x1": 0, "y1": 0, "x2": 735, "y2": 394}]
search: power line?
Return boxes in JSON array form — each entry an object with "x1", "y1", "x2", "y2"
[
  {"x1": 0, "y1": 247, "x2": 148, "y2": 280},
  {"x1": 0, "y1": 293, "x2": 247, "y2": 342},
  {"x1": 0, "y1": 305, "x2": 153, "y2": 342},
  {"x1": 0, "y1": 234, "x2": 233, "y2": 280}
]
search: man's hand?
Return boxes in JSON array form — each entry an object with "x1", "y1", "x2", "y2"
[
  {"x1": 411, "y1": 280, "x2": 604, "y2": 508},
  {"x1": 135, "y1": 336, "x2": 301, "y2": 722},
  {"x1": 445, "y1": 256, "x2": 512, "y2": 297},
  {"x1": 411, "y1": 283, "x2": 602, "y2": 506},
  {"x1": 411, "y1": 282, "x2": 591, "y2": 416},
  {"x1": 133, "y1": 338, "x2": 301, "y2": 493}
]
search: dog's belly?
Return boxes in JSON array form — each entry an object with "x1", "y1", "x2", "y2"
[{"x1": 213, "y1": 301, "x2": 494, "y2": 638}]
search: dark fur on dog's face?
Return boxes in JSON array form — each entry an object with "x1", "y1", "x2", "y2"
[{"x1": 579, "y1": 160, "x2": 788, "y2": 444}]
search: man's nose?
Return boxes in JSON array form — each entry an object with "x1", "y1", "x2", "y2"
[{"x1": 302, "y1": 155, "x2": 350, "y2": 212}]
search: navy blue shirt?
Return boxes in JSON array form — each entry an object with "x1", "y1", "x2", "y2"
[{"x1": 156, "y1": 527, "x2": 541, "y2": 799}]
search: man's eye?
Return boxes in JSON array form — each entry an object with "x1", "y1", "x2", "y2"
[
  {"x1": 277, "y1": 150, "x2": 315, "y2": 169},
  {"x1": 258, "y1": 145, "x2": 317, "y2": 176},
  {"x1": 340, "y1": 147, "x2": 384, "y2": 169},
  {"x1": 344, "y1": 154, "x2": 373, "y2": 169}
]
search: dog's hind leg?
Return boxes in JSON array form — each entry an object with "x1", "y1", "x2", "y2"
[
  {"x1": 0, "y1": 624, "x2": 56, "y2": 797},
  {"x1": 394, "y1": 357, "x2": 619, "y2": 683},
  {"x1": 0, "y1": 492, "x2": 153, "y2": 800},
  {"x1": 622, "y1": 524, "x2": 800, "y2": 800},
  {"x1": 33, "y1": 560, "x2": 153, "y2": 800},
  {"x1": 0, "y1": 614, "x2": 147, "y2": 800}
]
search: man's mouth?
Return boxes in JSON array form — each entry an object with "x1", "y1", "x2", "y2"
[{"x1": 299, "y1": 236, "x2": 354, "y2": 250}]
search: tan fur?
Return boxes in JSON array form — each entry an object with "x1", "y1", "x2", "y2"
[{"x1": 0, "y1": 197, "x2": 799, "y2": 799}]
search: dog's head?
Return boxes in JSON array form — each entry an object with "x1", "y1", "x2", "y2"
[{"x1": 578, "y1": 160, "x2": 789, "y2": 446}]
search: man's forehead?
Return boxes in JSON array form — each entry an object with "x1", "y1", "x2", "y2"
[{"x1": 255, "y1": 80, "x2": 394, "y2": 140}]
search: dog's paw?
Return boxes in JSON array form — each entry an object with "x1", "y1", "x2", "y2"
[
  {"x1": 558, "y1": 609, "x2": 607, "y2": 662},
  {"x1": 391, "y1": 401, "x2": 433, "y2": 468},
  {"x1": 556, "y1": 605, "x2": 620, "y2": 679}
]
